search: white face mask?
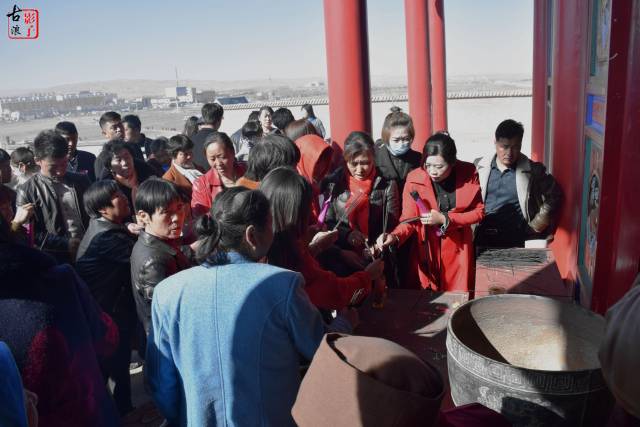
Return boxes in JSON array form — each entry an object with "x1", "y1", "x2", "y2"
[{"x1": 387, "y1": 140, "x2": 411, "y2": 156}]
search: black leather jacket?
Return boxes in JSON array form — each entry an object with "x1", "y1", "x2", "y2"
[
  {"x1": 16, "y1": 172, "x2": 90, "y2": 263},
  {"x1": 374, "y1": 139, "x2": 421, "y2": 194},
  {"x1": 75, "y1": 218, "x2": 136, "y2": 323},
  {"x1": 130, "y1": 231, "x2": 193, "y2": 333},
  {"x1": 322, "y1": 168, "x2": 400, "y2": 247}
]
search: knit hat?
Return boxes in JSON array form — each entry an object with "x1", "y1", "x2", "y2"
[{"x1": 292, "y1": 333, "x2": 444, "y2": 426}]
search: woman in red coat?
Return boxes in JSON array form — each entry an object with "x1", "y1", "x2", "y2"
[
  {"x1": 261, "y1": 167, "x2": 384, "y2": 310},
  {"x1": 191, "y1": 132, "x2": 245, "y2": 218},
  {"x1": 378, "y1": 132, "x2": 484, "y2": 292}
]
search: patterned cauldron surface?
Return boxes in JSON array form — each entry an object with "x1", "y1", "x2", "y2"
[{"x1": 446, "y1": 294, "x2": 613, "y2": 426}]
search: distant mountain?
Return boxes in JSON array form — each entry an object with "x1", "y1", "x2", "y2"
[
  {"x1": 0, "y1": 74, "x2": 531, "y2": 100},
  {"x1": 0, "y1": 78, "x2": 327, "y2": 99}
]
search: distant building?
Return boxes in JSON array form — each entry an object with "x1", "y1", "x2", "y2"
[
  {"x1": 150, "y1": 98, "x2": 173, "y2": 109},
  {"x1": 215, "y1": 96, "x2": 249, "y2": 105},
  {"x1": 0, "y1": 91, "x2": 119, "y2": 120},
  {"x1": 195, "y1": 90, "x2": 216, "y2": 104},
  {"x1": 165, "y1": 86, "x2": 196, "y2": 103}
]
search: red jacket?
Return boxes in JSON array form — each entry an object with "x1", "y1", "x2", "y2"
[
  {"x1": 298, "y1": 244, "x2": 371, "y2": 310},
  {"x1": 392, "y1": 161, "x2": 484, "y2": 292},
  {"x1": 191, "y1": 163, "x2": 246, "y2": 217},
  {"x1": 295, "y1": 135, "x2": 333, "y2": 219}
]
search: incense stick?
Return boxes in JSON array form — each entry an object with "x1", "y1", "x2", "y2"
[{"x1": 332, "y1": 190, "x2": 365, "y2": 232}]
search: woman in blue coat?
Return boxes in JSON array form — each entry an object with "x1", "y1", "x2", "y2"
[{"x1": 146, "y1": 187, "x2": 348, "y2": 426}]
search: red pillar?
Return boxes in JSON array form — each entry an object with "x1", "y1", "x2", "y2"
[
  {"x1": 428, "y1": 0, "x2": 447, "y2": 131},
  {"x1": 591, "y1": 0, "x2": 640, "y2": 313},
  {"x1": 531, "y1": 0, "x2": 549, "y2": 163},
  {"x1": 323, "y1": 0, "x2": 372, "y2": 148},
  {"x1": 548, "y1": 0, "x2": 590, "y2": 284},
  {"x1": 404, "y1": 0, "x2": 432, "y2": 152}
]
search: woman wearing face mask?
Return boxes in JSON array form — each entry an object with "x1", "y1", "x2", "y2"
[
  {"x1": 375, "y1": 107, "x2": 422, "y2": 194},
  {"x1": 377, "y1": 132, "x2": 484, "y2": 293}
]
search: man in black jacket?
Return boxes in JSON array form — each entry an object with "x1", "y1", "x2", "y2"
[
  {"x1": 75, "y1": 180, "x2": 137, "y2": 415},
  {"x1": 191, "y1": 102, "x2": 224, "y2": 171},
  {"x1": 55, "y1": 120, "x2": 97, "y2": 182},
  {"x1": 123, "y1": 114, "x2": 154, "y2": 158},
  {"x1": 16, "y1": 130, "x2": 90, "y2": 264}
]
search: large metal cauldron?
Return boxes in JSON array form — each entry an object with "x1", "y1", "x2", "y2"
[{"x1": 446, "y1": 294, "x2": 613, "y2": 426}]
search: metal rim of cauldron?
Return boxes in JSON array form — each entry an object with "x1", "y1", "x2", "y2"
[{"x1": 446, "y1": 294, "x2": 606, "y2": 376}]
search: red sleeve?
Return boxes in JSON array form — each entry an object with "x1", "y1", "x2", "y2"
[
  {"x1": 191, "y1": 176, "x2": 210, "y2": 217},
  {"x1": 299, "y1": 249, "x2": 371, "y2": 310},
  {"x1": 448, "y1": 171, "x2": 485, "y2": 228}
]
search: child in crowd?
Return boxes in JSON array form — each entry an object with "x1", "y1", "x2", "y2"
[
  {"x1": 75, "y1": 180, "x2": 138, "y2": 415},
  {"x1": 162, "y1": 134, "x2": 204, "y2": 198},
  {"x1": 145, "y1": 137, "x2": 171, "y2": 177},
  {"x1": 130, "y1": 178, "x2": 193, "y2": 334},
  {"x1": 8, "y1": 147, "x2": 39, "y2": 189}
]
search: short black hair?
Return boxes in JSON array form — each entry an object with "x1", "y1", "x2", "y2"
[
  {"x1": 122, "y1": 114, "x2": 142, "y2": 131},
  {"x1": 134, "y1": 177, "x2": 182, "y2": 216},
  {"x1": 55, "y1": 121, "x2": 78, "y2": 136},
  {"x1": 247, "y1": 110, "x2": 260, "y2": 122},
  {"x1": 201, "y1": 103, "x2": 224, "y2": 125},
  {"x1": 33, "y1": 130, "x2": 68, "y2": 160},
  {"x1": 343, "y1": 131, "x2": 375, "y2": 162},
  {"x1": 272, "y1": 108, "x2": 295, "y2": 131},
  {"x1": 241, "y1": 121, "x2": 262, "y2": 140},
  {"x1": 245, "y1": 135, "x2": 300, "y2": 181},
  {"x1": 149, "y1": 137, "x2": 168, "y2": 156},
  {"x1": 167, "y1": 134, "x2": 194, "y2": 158},
  {"x1": 10, "y1": 147, "x2": 34, "y2": 166},
  {"x1": 100, "y1": 140, "x2": 134, "y2": 171},
  {"x1": 84, "y1": 180, "x2": 122, "y2": 219},
  {"x1": 495, "y1": 119, "x2": 524, "y2": 142},
  {"x1": 0, "y1": 149, "x2": 9, "y2": 163},
  {"x1": 183, "y1": 116, "x2": 199, "y2": 137},
  {"x1": 423, "y1": 132, "x2": 457, "y2": 165},
  {"x1": 99, "y1": 111, "x2": 122, "y2": 129}
]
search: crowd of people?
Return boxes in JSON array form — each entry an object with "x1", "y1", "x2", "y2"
[{"x1": 0, "y1": 102, "x2": 636, "y2": 427}]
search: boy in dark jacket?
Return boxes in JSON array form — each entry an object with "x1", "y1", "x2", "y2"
[
  {"x1": 130, "y1": 178, "x2": 193, "y2": 334},
  {"x1": 75, "y1": 180, "x2": 137, "y2": 415}
]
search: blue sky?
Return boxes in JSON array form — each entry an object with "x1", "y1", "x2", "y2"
[{"x1": 0, "y1": 0, "x2": 532, "y2": 90}]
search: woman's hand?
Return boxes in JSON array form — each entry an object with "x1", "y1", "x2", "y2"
[
  {"x1": 419, "y1": 209, "x2": 445, "y2": 226},
  {"x1": 309, "y1": 229, "x2": 339, "y2": 256},
  {"x1": 347, "y1": 230, "x2": 367, "y2": 248},
  {"x1": 12, "y1": 203, "x2": 34, "y2": 226},
  {"x1": 126, "y1": 222, "x2": 144, "y2": 235},
  {"x1": 341, "y1": 249, "x2": 366, "y2": 270},
  {"x1": 375, "y1": 233, "x2": 398, "y2": 251}
]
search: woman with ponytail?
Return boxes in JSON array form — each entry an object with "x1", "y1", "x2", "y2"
[
  {"x1": 261, "y1": 167, "x2": 383, "y2": 312},
  {"x1": 146, "y1": 187, "x2": 346, "y2": 427}
]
